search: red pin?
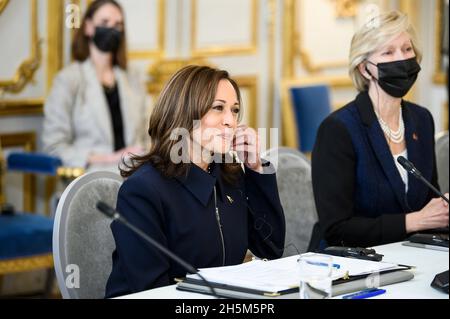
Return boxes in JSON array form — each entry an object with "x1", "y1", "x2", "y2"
[{"x1": 413, "y1": 133, "x2": 418, "y2": 141}]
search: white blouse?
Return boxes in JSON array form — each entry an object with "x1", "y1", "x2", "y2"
[{"x1": 393, "y1": 149, "x2": 409, "y2": 193}]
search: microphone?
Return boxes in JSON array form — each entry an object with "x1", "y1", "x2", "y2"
[
  {"x1": 95, "y1": 201, "x2": 218, "y2": 297},
  {"x1": 397, "y1": 156, "x2": 449, "y2": 204},
  {"x1": 396, "y1": 157, "x2": 450, "y2": 295}
]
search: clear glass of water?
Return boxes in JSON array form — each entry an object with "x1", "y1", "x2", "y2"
[{"x1": 298, "y1": 254, "x2": 333, "y2": 299}]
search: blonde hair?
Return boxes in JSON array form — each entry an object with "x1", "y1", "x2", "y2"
[{"x1": 349, "y1": 11, "x2": 422, "y2": 92}]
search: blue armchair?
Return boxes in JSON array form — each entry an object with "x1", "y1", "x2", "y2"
[
  {"x1": 0, "y1": 150, "x2": 82, "y2": 297},
  {"x1": 289, "y1": 85, "x2": 332, "y2": 153}
]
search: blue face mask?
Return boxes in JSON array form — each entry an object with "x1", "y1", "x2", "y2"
[{"x1": 365, "y1": 57, "x2": 421, "y2": 98}]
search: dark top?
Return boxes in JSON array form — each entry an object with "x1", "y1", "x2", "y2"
[
  {"x1": 312, "y1": 91, "x2": 438, "y2": 248},
  {"x1": 105, "y1": 161, "x2": 286, "y2": 298},
  {"x1": 103, "y1": 84, "x2": 125, "y2": 151}
]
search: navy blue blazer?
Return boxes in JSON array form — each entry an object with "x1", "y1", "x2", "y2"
[
  {"x1": 105, "y1": 162, "x2": 285, "y2": 298},
  {"x1": 312, "y1": 92, "x2": 438, "y2": 247}
]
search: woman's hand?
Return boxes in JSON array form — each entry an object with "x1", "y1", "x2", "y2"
[
  {"x1": 233, "y1": 125, "x2": 263, "y2": 173},
  {"x1": 406, "y1": 193, "x2": 449, "y2": 233}
]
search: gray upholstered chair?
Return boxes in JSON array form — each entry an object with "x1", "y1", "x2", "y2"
[
  {"x1": 261, "y1": 147, "x2": 318, "y2": 256},
  {"x1": 53, "y1": 171, "x2": 123, "y2": 299},
  {"x1": 435, "y1": 131, "x2": 449, "y2": 194}
]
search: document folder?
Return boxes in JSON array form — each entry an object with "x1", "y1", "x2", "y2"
[
  {"x1": 176, "y1": 254, "x2": 414, "y2": 299},
  {"x1": 176, "y1": 270, "x2": 413, "y2": 299}
]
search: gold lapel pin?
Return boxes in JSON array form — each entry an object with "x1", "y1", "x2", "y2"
[{"x1": 226, "y1": 195, "x2": 234, "y2": 204}]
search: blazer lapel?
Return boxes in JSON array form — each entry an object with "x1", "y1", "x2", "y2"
[
  {"x1": 403, "y1": 104, "x2": 426, "y2": 209},
  {"x1": 356, "y1": 93, "x2": 408, "y2": 211},
  {"x1": 115, "y1": 68, "x2": 135, "y2": 147},
  {"x1": 82, "y1": 59, "x2": 113, "y2": 147}
]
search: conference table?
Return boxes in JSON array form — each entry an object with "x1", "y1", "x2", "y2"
[{"x1": 118, "y1": 241, "x2": 449, "y2": 299}]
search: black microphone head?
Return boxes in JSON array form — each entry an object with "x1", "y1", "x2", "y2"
[
  {"x1": 96, "y1": 201, "x2": 117, "y2": 219},
  {"x1": 397, "y1": 156, "x2": 414, "y2": 172}
]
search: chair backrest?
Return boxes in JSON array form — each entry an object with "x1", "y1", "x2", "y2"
[
  {"x1": 262, "y1": 147, "x2": 318, "y2": 256},
  {"x1": 435, "y1": 131, "x2": 449, "y2": 193},
  {"x1": 290, "y1": 85, "x2": 332, "y2": 153},
  {"x1": 53, "y1": 170, "x2": 123, "y2": 299}
]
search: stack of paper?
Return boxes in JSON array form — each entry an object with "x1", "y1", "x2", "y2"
[{"x1": 186, "y1": 253, "x2": 404, "y2": 293}]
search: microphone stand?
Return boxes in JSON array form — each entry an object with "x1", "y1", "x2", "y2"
[{"x1": 96, "y1": 201, "x2": 219, "y2": 298}]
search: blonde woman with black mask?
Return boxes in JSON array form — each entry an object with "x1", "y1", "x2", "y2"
[{"x1": 312, "y1": 11, "x2": 449, "y2": 248}]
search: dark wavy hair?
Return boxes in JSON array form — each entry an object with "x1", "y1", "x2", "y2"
[
  {"x1": 72, "y1": 0, "x2": 127, "y2": 69},
  {"x1": 121, "y1": 65, "x2": 243, "y2": 185}
]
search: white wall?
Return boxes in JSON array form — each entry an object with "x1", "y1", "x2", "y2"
[{"x1": 416, "y1": 0, "x2": 448, "y2": 133}]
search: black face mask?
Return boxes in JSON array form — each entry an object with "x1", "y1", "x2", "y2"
[
  {"x1": 92, "y1": 26, "x2": 122, "y2": 53},
  {"x1": 366, "y1": 57, "x2": 421, "y2": 98}
]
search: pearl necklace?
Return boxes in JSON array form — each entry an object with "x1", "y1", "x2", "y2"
[{"x1": 376, "y1": 109, "x2": 405, "y2": 144}]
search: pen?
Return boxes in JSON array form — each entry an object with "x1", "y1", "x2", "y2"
[
  {"x1": 342, "y1": 288, "x2": 386, "y2": 299},
  {"x1": 305, "y1": 260, "x2": 341, "y2": 269}
]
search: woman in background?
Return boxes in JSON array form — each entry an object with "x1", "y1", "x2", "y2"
[{"x1": 43, "y1": 0, "x2": 148, "y2": 169}]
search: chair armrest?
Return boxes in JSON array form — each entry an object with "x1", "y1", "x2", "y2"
[{"x1": 7, "y1": 152, "x2": 62, "y2": 175}]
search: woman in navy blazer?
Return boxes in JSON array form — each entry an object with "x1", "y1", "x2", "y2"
[
  {"x1": 312, "y1": 11, "x2": 449, "y2": 248},
  {"x1": 105, "y1": 65, "x2": 285, "y2": 297}
]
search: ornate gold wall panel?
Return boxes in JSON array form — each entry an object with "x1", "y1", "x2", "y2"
[
  {"x1": 432, "y1": 0, "x2": 447, "y2": 84},
  {"x1": 147, "y1": 57, "x2": 211, "y2": 95},
  {"x1": 266, "y1": 0, "x2": 276, "y2": 130},
  {"x1": 0, "y1": 0, "x2": 41, "y2": 95},
  {"x1": 0, "y1": 99, "x2": 43, "y2": 116},
  {"x1": 286, "y1": 0, "x2": 389, "y2": 75},
  {"x1": 47, "y1": 0, "x2": 64, "y2": 91},
  {"x1": 332, "y1": 0, "x2": 361, "y2": 18},
  {"x1": 127, "y1": 0, "x2": 166, "y2": 60},
  {"x1": 0, "y1": 0, "x2": 9, "y2": 14},
  {"x1": 0, "y1": 0, "x2": 64, "y2": 116},
  {"x1": 191, "y1": 0, "x2": 258, "y2": 56},
  {"x1": 234, "y1": 76, "x2": 258, "y2": 129}
]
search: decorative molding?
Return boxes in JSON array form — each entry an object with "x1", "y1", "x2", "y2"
[
  {"x1": 295, "y1": 0, "x2": 347, "y2": 73},
  {"x1": 47, "y1": 0, "x2": 64, "y2": 92},
  {"x1": 283, "y1": 75, "x2": 353, "y2": 88},
  {"x1": 0, "y1": 254, "x2": 53, "y2": 275},
  {"x1": 147, "y1": 57, "x2": 211, "y2": 95},
  {"x1": 433, "y1": 0, "x2": 447, "y2": 84},
  {"x1": 0, "y1": 0, "x2": 9, "y2": 14},
  {"x1": 0, "y1": 0, "x2": 41, "y2": 95},
  {"x1": 128, "y1": 0, "x2": 166, "y2": 60},
  {"x1": 0, "y1": 99, "x2": 44, "y2": 117},
  {"x1": 70, "y1": 0, "x2": 81, "y2": 46},
  {"x1": 283, "y1": 0, "x2": 295, "y2": 78},
  {"x1": 0, "y1": 132, "x2": 36, "y2": 212},
  {"x1": 281, "y1": 81, "x2": 299, "y2": 149},
  {"x1": 293, "y1": 0, "x2": 390, "y2": 73},
  {"x1": 191, "y1": 0, "x2": 258, "y2": 56},
  {"x1": 234, "y1": 76, "x2": 258, "y2": 129},
  {"x1": 332, "y1": 0, "x2": 361, "y2": 18},
  {"x1": 266, "y1": 0, "x2": 276, "y2": 131}
]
